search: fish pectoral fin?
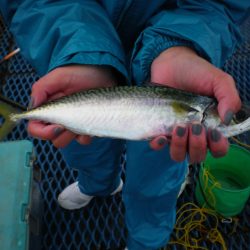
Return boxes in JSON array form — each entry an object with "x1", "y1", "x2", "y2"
[{"x1": 172, "y1": 101, "x2": 200, "y2": 114}]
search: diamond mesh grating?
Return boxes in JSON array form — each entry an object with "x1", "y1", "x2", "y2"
[{"x1": 0, "y1": 16, "x2": 250, "y2": 250}]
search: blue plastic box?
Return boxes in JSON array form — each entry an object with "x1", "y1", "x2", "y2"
[{"x1": 0, "y1": 140, "x2": 33, "y2": 250}]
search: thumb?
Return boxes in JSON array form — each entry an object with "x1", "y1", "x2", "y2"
[
  {"x1": 30, "y1": 70, "x2": 63, "y2": 108},
  {"x1": 30, "y1": 67, "x2": 77, "y2": 108},
  {"x1": 212, "y1": 73, "x2": 241, "y2": 125}
]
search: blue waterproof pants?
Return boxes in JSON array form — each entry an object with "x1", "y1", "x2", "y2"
[{"x1": 60, "y1": 138, "x2": 187, "y2": 250}]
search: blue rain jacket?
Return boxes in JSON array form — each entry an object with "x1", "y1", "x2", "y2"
[
  {"x1": 0, "y1": 2, "x2": 250, "y2": 249},
  {"x1": 0, "y1": 0, "x2": 250, "y2": 85}
]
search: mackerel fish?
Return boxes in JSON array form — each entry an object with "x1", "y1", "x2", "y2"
[{"x1": 8, "y1": 86, "x2": 250, "y2": 140}]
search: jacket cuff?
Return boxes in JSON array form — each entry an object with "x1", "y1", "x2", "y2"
[{"x1": 48, "y1": 51, "x2": 128, "y2": 83}]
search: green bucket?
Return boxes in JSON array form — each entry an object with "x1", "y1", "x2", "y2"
[{"x1": 195, "y1": 144, "x2": 250, "y2": 217}]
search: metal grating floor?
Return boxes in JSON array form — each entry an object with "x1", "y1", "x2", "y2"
[{"x1": 0, "y1": 16, "x2": 250, "y2": 250}]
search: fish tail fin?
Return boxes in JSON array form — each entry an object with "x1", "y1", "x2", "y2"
[
  {"x1": 8, "y1": 113, "x2": 23, "y2": 122},
  {"x1": 234, "y1": 117, "x2": 250, "y2": 136},
  {"x1": 219, "y1": 117, "x2": 250, "y2": 138},
  {"x1": 0, "y1": 95, "x2": 26, "y2": 140}
]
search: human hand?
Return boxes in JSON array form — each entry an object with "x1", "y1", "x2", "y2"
[
  {"x1": 150, "y1": 46, "x2": 241, "y2": 163},
  {"x1": 28, "y1": 65, "x2": 117, "y2": 148}
]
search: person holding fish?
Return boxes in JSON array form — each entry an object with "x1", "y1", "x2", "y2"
[{"x1": 1, "y1": 1, "x2": 250, "y2": 250}]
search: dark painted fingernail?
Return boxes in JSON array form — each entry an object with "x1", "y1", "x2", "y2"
[
  {"x1": 224, "y1": 110, "x2": 234, "y2": 125},
  {"x1": 28, "y1": 96, "x2": 35, "y2": 110},
  {"x1": 210, "y1": 129, "x2": 221, "y2": 142},
  {"x1": 192, "y1": 124, "x2": 202, "y2": 135},
  {"x1": 157, "y1": 137, "x2": 167, "y2": 146},
  {"x1": 54, "y1": 127, "x2": 63, "y2": 137},
  {"x1": 177, "y1": 126, "x2": 186, "y2": 137}
]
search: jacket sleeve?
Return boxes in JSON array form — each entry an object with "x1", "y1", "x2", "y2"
[
  {"x1": 131, "y1": 0, "x2": 250, "y2": 85},
  {"x1": 0, "y1": 0, "x2": 128, "y2": 78}
]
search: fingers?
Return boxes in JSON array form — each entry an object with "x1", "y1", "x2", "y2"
[
  {"x1": 28, "y1": 121, "x2": 76, "y2": 148},
  {"x1": 150, "y1": 136, "x2": 169, "y2": 150},
  {"x1": 27, "y1": 65, "x2": 117, "y2": 146},
  {"x1": 52, "y1": 131, "x2": 76, "y2": 148},
  {"x1": 151, "y1": 46, "x2": 241, "y2": 125},
  {"x1": 30, "y1": 66, "x2": 118, "y2": 108},
  {"x1": 188, "y1": 123, "x2": 207, "y2": 163},
  {"x1": 30, "y1": 69, "x2": 71, "y2": 107},
  {"x1": 28, "y1": 120, "x2": 93, "y2": 148},
  {"x1": 170, "y1": 124, "x2": 228, "y2": 163},
  {"x1": 212, "y1": 72, "x2": 241, "y2": 125},
  {"x1": 28, "y1": 121, "x2": 63, "y2": 140},
  {"x1": 76, "y1": 135, "x2": 92, "y2": 145},
  {"x1": 151, "y1": 123, "x2": 228, "y2": 163},
  {"x1": 170, "y1": 124, "x2": 228, "y2": 162},
  {"x1": 207, "y1": 128, "x2": 229, "y2": 158},
  {"x1": 170, "y1": 125, "x2": 188, "y2": 162}
]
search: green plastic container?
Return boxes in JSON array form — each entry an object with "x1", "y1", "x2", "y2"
[
  {"x1": 195, "y1": 144, "x2": 250, "y2": 217},
  {"x1": 0, "y1": 140, "x2": 33, "y2": 250}
]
